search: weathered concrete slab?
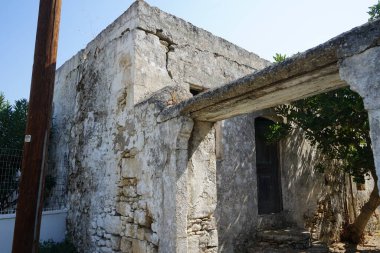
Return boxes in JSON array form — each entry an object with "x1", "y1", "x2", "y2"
[{"x1": 160, "y1": 19, "x2": 380, "y2": 122}]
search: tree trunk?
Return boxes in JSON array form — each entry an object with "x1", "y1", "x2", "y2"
[{"x1": 342, "y1": 170, "x2": 380, "y2": 244}]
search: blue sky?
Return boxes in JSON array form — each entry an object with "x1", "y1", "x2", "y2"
[{"x1": 0, "y1": 0, "x2": 375, "y2": 103}]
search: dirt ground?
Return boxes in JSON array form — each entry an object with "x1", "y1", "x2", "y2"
[
  {"x1": 247, "y1": 233, "x2": 380, "y2": 253},
  {"x1": 329, "y1": 233, "x2": 380, "y2": 253}
]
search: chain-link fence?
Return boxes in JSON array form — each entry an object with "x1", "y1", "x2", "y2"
[
  {"x1": 0, "y1": 148, "x2": 21, "y2": 214},
  {"x1": 0, "y1": 148, "x2": 66, "y2": 214}
]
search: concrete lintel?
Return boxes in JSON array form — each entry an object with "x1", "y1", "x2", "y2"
[{"x1": 159, "y1": 19, "x2": 380, "y2": 122}]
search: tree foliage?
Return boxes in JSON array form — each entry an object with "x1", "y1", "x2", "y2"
[
  {"x1": 266, "y1": 88, "x2": 373, "y2": 184},
  {"x1": 0, "y1": 93, "x2": 56, "y2": 211},
  {"x1": 368, "y1": 0, "x2": 380, "y2": 21},
  {"x1": 268, "y1": 49, "x2": 378, "y2": 243},
  {"x1": 0, "y1": 93, "x2": 28, "y2": 211},
  {"x1": 0, "y1": 93, "x2": 28, "y2": 150}
]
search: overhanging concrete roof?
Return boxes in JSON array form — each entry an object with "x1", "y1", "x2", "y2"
[{"x1": 160, "y1": 19, "x2": 380, "y2": 122}]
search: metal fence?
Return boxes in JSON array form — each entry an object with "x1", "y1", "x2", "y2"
[{"x1": 0, "y1": 148, "x2": 66, "y2": 214}]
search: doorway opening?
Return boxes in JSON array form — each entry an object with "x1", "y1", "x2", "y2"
[{"x1": 255, "y1": 117, "x2": 283, "y2": 215}]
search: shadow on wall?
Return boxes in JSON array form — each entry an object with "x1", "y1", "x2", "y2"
[
  {"x1": 215, "y1": 115, "x2": 353, "y2": 250},
  {"x1": 204, "y1": 112, "x2": 377, "y2": 252},
  {"x1": 215, "y1": 114, "x2": 258, "y2": 252},
  {"x1": 282, "y1": 127, "x2": 348, "y2": 243}
]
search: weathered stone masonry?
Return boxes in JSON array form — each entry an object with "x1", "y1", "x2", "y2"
[
  {"x1": 51, "y1": 1, "x2": 270, "y2": 252},
  {"x1": 50, "y1": 1, "x2": 380, "y2": 252}
]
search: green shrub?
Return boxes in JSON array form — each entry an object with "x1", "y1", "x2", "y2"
[{"x1": 39, "y1": 239, "x2": 77, "y2": 253}]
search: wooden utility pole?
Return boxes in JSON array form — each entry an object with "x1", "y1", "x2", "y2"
[{"x1": 12, "y1": 0, "x2": 61, "y2": 252}]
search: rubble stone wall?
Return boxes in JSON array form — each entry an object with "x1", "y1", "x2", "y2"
[
  {"x1": 50, "y1": 1, "x2": 378, "y2": 253},
  {"x1": 51, "y1": 1, "x2": 269, "y2": 253}
]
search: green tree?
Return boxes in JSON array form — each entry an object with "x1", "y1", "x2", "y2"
[
  {"x1": 0, "y1": 93, "x2": 28, "y2": 149},
  {"x1": 368, "y1": 0, "x2": 380, "y2": 21},
  {"x1": 0, "y1": 93, "x2": 55, "y2": 211},
  {"x1": 0, "y1": 93, "x2": 28, "y2": 211},
  {"x1": 267, "y1": 54, "x2": 379, "y2": 243}
]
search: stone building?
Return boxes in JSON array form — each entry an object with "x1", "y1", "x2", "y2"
[{"x1": 49, "y1": 1, "x2": 380, "y2": 252}]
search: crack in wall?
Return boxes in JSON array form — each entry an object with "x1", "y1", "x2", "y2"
[
  {"x1": 177, "y1": 44, "x2": 257, "y2": 71},
  {"x1": 135, "y1": 27, "x2": 258, "y2": 86},
  {"x1": 137, "y1": 27, "x2": 177, "y2": 81},
  {"x1": 207, "y1": 49, "x2": 256, "y2": 71}
]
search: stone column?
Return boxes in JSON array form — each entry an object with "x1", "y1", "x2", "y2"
[{"x1": 339, "y1": 46, "x2": 380, "y2": 192}]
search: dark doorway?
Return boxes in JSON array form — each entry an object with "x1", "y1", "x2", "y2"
[{"x1": 255, "y1": 117, "x2": 282, "y2": 214}]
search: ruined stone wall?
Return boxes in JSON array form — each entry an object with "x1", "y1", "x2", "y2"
[
  {"x1": 51, "y1": 1, "x2": 270, "y2": 253},
  {"x1": 50, "y1": 2, "x2": 379, "y2": 252}
]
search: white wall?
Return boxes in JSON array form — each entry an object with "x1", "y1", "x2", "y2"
[{"x1": 0, "y1": 209, "x2": 67, "y2": 253}]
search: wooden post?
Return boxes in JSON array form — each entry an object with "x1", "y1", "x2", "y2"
[{"x1": 12, "y1": 0, "x2": 61, "y2": 252}]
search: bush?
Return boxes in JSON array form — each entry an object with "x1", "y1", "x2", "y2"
[{"x1": 39, "y1": 239, "x2": 77, "y2": 253}]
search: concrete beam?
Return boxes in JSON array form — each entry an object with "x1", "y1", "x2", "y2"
[{"x1": 159, "y1": 19, "x2": 380, "y2": 122}]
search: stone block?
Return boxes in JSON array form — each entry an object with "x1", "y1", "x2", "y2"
[
  {"x1": 205, "y1": 248, "x2": 218, "y2": 253},
  {"x1": 104, "y1": 215, "x2": 122, "y2": 235},
  {"x1": 199, "y1": 233, "x2": 210, "y2": 247},
  {"x1": 151, "y1": 222, "x2": 158, "y2": 233},
  {"x1": 191, "y1": 223, "x2": 202, "y2": 232},
  {"x1": 134, "y1": 209, "x2": 149, "y2": 227},
  {"x1": 120, "y1": 237, "x2": 132, "y2": 253},
  {"x1": 137, "y1": 227, "x2": 145, "y2": 240},
  {"x1": 208, "y1": 230, "x2": 218, "y2": 247},
  {"x1": 146, "y1": 243, "x2": 158, "y2": 253},
  {"x1": 123, "y1": 186, "x2": 138, "y2": 197},
  {"x1": 145, "y1": 231, "x2": 159, "y2": 245},
  {"x1": 121, "y1": 178, "x2": 138, "y2": 186},
  {"x1": 125, "y1": 223, "x2": 138, "y2": 238},
  {"x1": 132, "y1": 239, "x2": 148, "y2": 253},
  {"x1": 97, "y1": 239, "x2": 106, "y2": 246},
  {"x1": 100, "y1": 247, "x2": 113, "y2": 253},
  {"x1": 111, "y1": 235, "x2": 121, "y2": 250},
  {"x1": 187, "y1": 235, "x2": 200, "y2": 253},
  {"x1": 121, "y1": 158, "x2": 140, "y2": 178},
  {"x1": 96, "y1": 229, "x2": 104, "y2": 237},
  {"x1": 136, "y1": 179, "x2": 153, "y2": 197},
  {"x1": 117, "y1": 202, "x2": 133, "y2": 217},
  {"x1": 97, "y1": 217, "x2": 105, "y2": 228}
]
